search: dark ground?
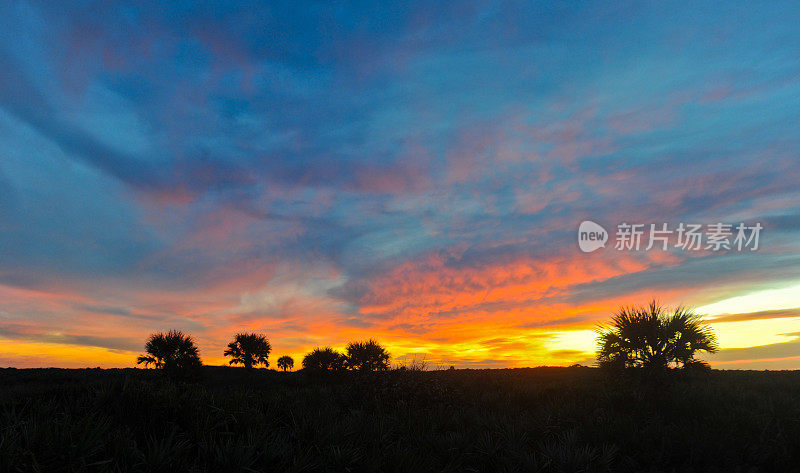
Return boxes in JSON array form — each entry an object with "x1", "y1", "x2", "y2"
[{"x1": 1, "y1": 366, "x2": 799, "y2": 472}]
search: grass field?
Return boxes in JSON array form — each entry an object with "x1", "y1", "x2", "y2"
[{"x1": 1, "y1": 366, "x2": 799, "y2": 472}]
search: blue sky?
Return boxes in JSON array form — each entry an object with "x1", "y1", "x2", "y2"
[{"x1": 1, "y1": 1, "x2": 800, "y2": 368}]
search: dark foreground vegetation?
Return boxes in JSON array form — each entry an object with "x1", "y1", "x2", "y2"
[{"x1": 2, "y1": 366, "x2": 799, "y2": 472}]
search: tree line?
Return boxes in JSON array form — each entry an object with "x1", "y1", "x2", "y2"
[
  {"x1": 137, "y1": 331, "x2": 391, "y2": 376},
  {"x1": 136, "y1": 300, "x2": 718, "y2": 378}
]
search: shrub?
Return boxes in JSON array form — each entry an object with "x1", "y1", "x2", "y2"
[{"x1": 302, "y1": 347, "x2": 346, "y2": 372}]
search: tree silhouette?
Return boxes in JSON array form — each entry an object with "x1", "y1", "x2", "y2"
[
  {"x1": 345, "y1": 339, "x2": 390, "y2": 371},
  {"x1": 302, "y1": 347, "x2": 346, "y2": 372},
  {"x1": 277, "y1": 355, "x2": 294, "y2": 372},
  {"x1": 596, "y1": 300, "x2": 718, "y2": 373},
  {"x1": 224, "y1": 333, "x2": 271, "y2": 370},
  {"x1": 136, "y1": 330, "x2": 202, "y2": 376}
]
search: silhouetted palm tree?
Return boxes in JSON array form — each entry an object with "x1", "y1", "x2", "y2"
[
  {"x1": 596, "y1": 300, "x2": 718, "y2": 373},
  {"x1": 345, "y1": 339, "x2": 390, "y2": 371},
  {"x1": 224, "y1": 333, "x2": 271, "y2": 370},
  {"x1": 277, "y1": 355, "x2": 294, "y2": 372},
  {"x1": 302, "y1": 347, "x2": 346, "y2": 372},
  {"x1": 136, "y1": 330, "x2": 202, "y2": 375}
]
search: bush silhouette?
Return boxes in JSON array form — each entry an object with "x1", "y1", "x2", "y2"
[
  {"x1": 136, "y1": 330, "x2": 202, "y2": 377},
  {"x1": 596, "y1": 300, "x2": 718, "y2": 374},
  {"x1": 277, "y1": 356, "x2": 294, "y2": 372},
  {"x1": 302, "y1": 347, "x2": 346, "y2": 372},
  {"x1": 224, "y1": 333, "x2": 271, "y2": 370},
  {"x1": 345, "y1": 339, "x2": 390, "y2": 371}
]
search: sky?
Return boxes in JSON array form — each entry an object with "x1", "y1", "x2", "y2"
[{"x1": 1, "y1": 1, "x2": 799, "y2": 369}]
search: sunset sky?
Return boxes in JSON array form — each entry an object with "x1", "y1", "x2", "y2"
[{"x1": 1, "y1": 1, "x2": 800, "y2": 369}]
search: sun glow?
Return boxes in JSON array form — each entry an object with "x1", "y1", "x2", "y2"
[
  {"x1": 708, "y1": 317, "x2": 800, "y2": 349},
  {"x1": 696, "y1": 281, "x2": 800, "y2": 316},
  {"x1": 545, "y1": 330, "x2": 597, "y2": 358},
  {"x1": 0, "y1": 338, "x2": 137, "y2": 368}
]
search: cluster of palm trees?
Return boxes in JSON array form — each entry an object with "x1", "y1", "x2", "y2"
[
  {"x1": 136, "y1": 330, "x2": 202, "y2": 376},
  {"x1": 136, "y1": 331, "x2": 390, "y2": 375},
  {"x1": 596, "y1": 300, "x2": 719, "y2": 374},
  {"x1": 301, "y1": 340, "x2": 390, "y2": 372}
]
